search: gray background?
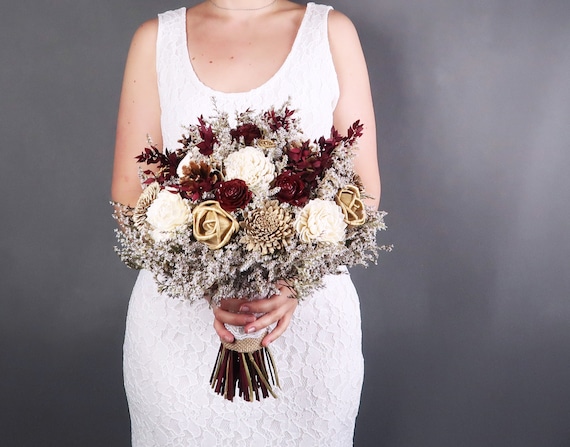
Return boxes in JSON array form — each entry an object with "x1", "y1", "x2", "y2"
[{"x1": 1, "y1": 1, "x2": 569, "y2": 446}]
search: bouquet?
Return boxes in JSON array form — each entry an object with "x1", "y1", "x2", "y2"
[{"x1": 113, "y1": 103, "x2": 390, "y2": 401}]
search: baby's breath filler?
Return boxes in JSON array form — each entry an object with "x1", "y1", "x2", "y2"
[{"x1": 112, "y1": 103, "x2": 391, "y2": 402}]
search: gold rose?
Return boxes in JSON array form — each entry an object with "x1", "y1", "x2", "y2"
[
  {"x1": 192, "y1": 200, "x2": 240, "y2": 249},
  {"x1": 335, "y1": 185, "x2": 367, "y2": 226}
]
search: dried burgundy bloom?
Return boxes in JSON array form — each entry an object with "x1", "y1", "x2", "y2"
[
  {"x1": 230, "y1": 123, "x2": 262, "y2": 146},
  {"x1": 272, "y1": 171, "x2": 309, "y2": 207},
  {"x1": 135, "y1": 146, "x2": 180, "y2": 182},
  {"x1": 264, "y1": 108, "x2": 295, "y2": 131},
  {"x1": 215, "y1": 179, "x2": 253, "y2": 212},
  {"x1": 285, "y1": 141, "x2": 329, "y2": 185},
  {"x1": 196, "y1": 116, "x2": 217, "y2": 156}
]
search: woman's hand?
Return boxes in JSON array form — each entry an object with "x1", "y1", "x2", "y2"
[{"x1": 212, "y1": 281, "x2": 298, "y2": 347}]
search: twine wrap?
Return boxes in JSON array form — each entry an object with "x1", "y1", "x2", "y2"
[{"x1": 222, "y1": 335, "x2": 264, "y2": 353}]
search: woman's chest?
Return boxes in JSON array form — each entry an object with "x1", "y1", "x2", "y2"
[{"x1": 185, "y1": 14, "x2": 303, "y2": 93}]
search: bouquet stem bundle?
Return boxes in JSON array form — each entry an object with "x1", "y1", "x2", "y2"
[{"x1": 210, "y1": 335, "x2": 280, "y2": 401}]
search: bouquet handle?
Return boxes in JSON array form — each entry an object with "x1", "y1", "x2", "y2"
[{"x1": 210, "y1": 330, "x2": 280, "y2": 401}]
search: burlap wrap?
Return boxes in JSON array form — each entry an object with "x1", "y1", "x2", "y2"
[{"x1": 222, "y1": 336, "x2": 264, "y2": 353}]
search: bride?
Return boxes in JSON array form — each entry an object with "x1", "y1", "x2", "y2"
[{"x1": 111, "y1": 1, "x2": 380, "y2": 445}]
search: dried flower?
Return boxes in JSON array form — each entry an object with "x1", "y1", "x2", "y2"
[
  {"x1": 264, "y1": 107, "x2": 295, "y2": 131},
  {"x1": 256, "y1": 139, "x2": 277, "y2": 150},
  {"x1": 193, "y1": 200, "x2": 239, "y2": 249},
  {"x1": 215, "y1": 179, "x2": 252, "y2": 212},
  {"x1": 113, "y1": 105, "x2": 391, "y2": 405},
  {"x1": 295, "y1": 199, "x2": 346, "y2": 244},
  {"x1": 225, "y1": 146, "x2": 275, "y2": 195},
  {"x1": 196, "y1": 116, "x2": 217, "y2": 156},
  {"x1": 285, "y1": 140, "x2": 329, "y2": 184},
  {"x1": 240, "y1": 200, "x2": 294, "y2": 255},
  {"x1": 146, "y1": 190, "x2": 192, "y2": 241},
  {"x1": 272, "y1": 170, "x2": 309, "y2": 207},
  {"x1": 178, "y1": 159, "x2": 222, "y2": 201},
  {"x1": 230, "y1": 123, "x2": 262, "y2": 146},
  {"x1": 335, "y1": 185, "x2": 366, "y2": 226},
  {"x1": 135, "y1": 146, "x2": 180, "y2": 182},
  {"x1": 133, "y1": 182, "x2": 160, "y2": 228}
]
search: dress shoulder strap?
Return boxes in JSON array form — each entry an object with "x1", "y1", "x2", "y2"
[
  {"x1": 156, "y1": 8, "x2": 187, "y2": 95},
  {"x1": 302, "y1": 3, "x2": 334, "y2": 36}
]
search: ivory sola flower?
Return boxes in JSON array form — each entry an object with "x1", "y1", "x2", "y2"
[
  {"x1": 295, "y1": 199, "x2": 347, "y2": 244},
  {"x1": 145, "y1": 189, "x2": 192, "y2": 241},
  {"x1": 224, "y1": 146, "x2": 275, "y2": 195}
]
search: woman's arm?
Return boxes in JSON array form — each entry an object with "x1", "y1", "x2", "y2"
[
  {"x1": 111, "y1": 20, "x2": 163, "y2": 207},
  {"x1": 329, "y1": 10, "x2": 381, "y2": 209}
]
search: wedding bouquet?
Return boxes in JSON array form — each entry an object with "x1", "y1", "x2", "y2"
[{"x1": 113, "y1": 103, "x2": 390, "y2": 401}]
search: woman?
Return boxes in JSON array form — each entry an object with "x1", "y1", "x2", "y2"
[{"x1": 112, "y1": 1, "x2": 380, "y2": 445}]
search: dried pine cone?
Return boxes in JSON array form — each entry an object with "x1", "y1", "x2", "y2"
[
  {"x1": 179, "y1": 161, "x2": 222, "y2": 200},
  {"x1": 240, "y1": 200, "x2": 294, "y2": 255},
  {"x1": 133, "y1": 182, "x2": 160, "y2": 228}
]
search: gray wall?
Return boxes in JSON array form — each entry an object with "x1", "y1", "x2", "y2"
[{"x1": 1, "y1": 1, "x2": 569, "y2": 446}]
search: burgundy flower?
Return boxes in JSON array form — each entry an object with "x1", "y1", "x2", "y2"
[
  {"x1": 264, "y1": 108, "x2": 296, "y2": 131},
  {"x1": 285, "y1": 141, "x2": 329, "y2": 185},
  {"x1": 215, "y1": 179, "x2": 253, "y2": 212},
  {"x1": 285, "y1": 141, "x2": 311, "y2": 164},
  {"x1": 196, "y1": 116, "x2": 217, "y2": 156},
  {"x1": 273, "y1": 171, "x2": 310, "y2": 207},
  {"x1": 135, "y1": 146, "x2": 180, "y2": 183},
  {"x1": 230, "y1": 123, "x2": 262, "y2": 146}
]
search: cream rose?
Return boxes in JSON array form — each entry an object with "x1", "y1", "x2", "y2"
[
  {"x1": 295, "y1": 199, "x2": 347, "y2": 244},
  {"x1": 224, "y1": 146, "x2": 275, "y2": 195},
  {"x1": 145, "y1": 190, "x2": 192, "y2": 241}
]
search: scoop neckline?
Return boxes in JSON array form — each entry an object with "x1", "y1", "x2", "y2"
[{"x1": 181, "y1": 2, "x2": 314, "y2": 96}]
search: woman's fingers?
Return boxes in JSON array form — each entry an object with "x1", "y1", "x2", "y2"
[
  {"x1": 212, "y1": 306, "x2": 256, "y2": 326},
  {"x1": 238, "y1": 294, "x2": 293, "y2": 314},
  {"x1": 242, "y1": 293, "x2": 298, "y2": 343},
  {"x1": 217, "y1": 298, "x2": 249, "y2": 313},
  {"x1": 212, "y1": 302, "x2": 256, "y2": 343},
  {"x1": 213, "y1": 317, "x2": 235, "y2": 343},
  {"x1": 211, "y1": 284, "x2": 298, "y2": 345},
  {"x1": 261, "y1": 311, "x2": 293, "y2": 347}
]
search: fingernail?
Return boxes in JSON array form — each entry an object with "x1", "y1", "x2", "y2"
[
  {"x1": 240, "y1": 305, "x2": 250, "y2": 312},
  {"x1": 223, "y1": 336, "x2": 233, "y2": 343},
  {"x1": 246, "y1": 327, "x2": 256, "y2": 334}
]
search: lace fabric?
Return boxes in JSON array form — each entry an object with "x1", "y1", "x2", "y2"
[
  {"x1": 156, "y1": 2, "x2": 339, "y2": 148},
  {"x1": 123, "y1": 4, "x2": 364, "y2": 446}
]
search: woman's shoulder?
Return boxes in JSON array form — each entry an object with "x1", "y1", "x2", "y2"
[
  {"x1": 132, "y1": 6, "x2": 187, "y2": 36},
  {"x1": 325, "y1": 6, "x2": 367, "y2": 88},
  {"x1": 327, "y1": 7, "x2": 357, "y2": 36},
  {"x1": 130, "y1": 17, "x2": 159, "y2": 50}
]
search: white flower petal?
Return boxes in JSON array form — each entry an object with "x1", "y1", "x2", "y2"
[
  {"x1": 224, "y1": 146, "x2": 275, "y2": 195},
  {"x1": 146, "y1": 190, "x2": 192, "y2": 240},
  {"x1": 295, "y1": 199, "x2": 347, "y2": 244}
]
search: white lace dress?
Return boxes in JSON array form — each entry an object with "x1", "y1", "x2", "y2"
[{"x1": 123, "y1": 4, "x2": 364, "y2": 446}]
